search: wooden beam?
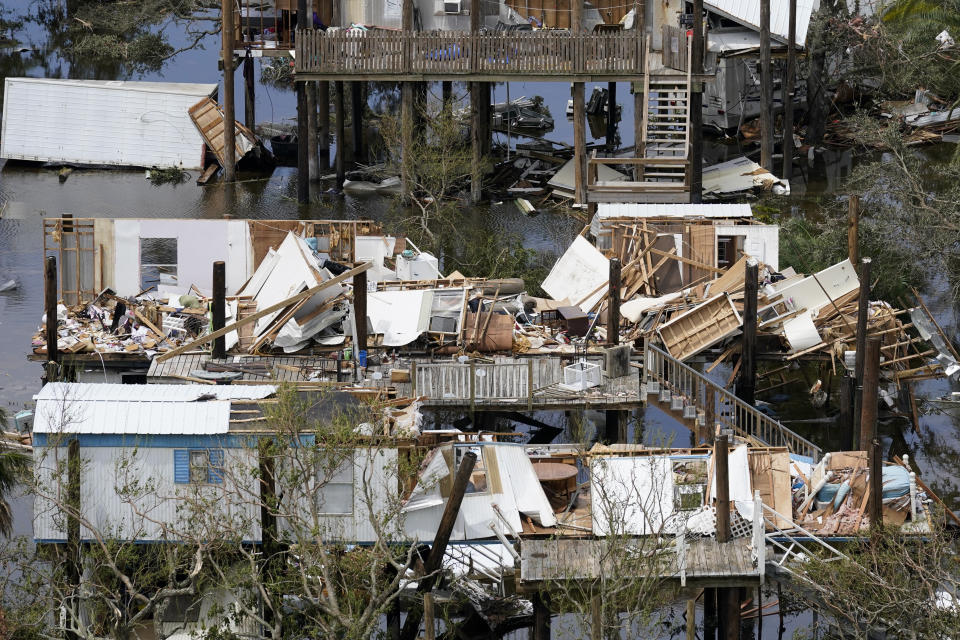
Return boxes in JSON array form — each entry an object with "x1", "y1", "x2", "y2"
[
  {"x1": 647, "y1": 248, "x2": 724, "y2": 273},
  {"x1": 156, "y1": 262, "x2": 372, "y2": 363}
]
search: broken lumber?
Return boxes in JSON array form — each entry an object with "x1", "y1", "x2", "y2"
[{"x1": 156, "y1": 262, "x2": 372, "y2": 363}]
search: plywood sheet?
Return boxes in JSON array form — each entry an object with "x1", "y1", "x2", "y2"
[
  {"x1": 188, "y1": 97, "x2": 256, "y2": 167},
  {"x1": 687, "y1": 224, "x2": 716, "y2": 284}
]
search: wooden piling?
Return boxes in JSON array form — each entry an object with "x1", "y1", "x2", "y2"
[
  {"x1": 839, "y1": 375, "x2": 854, "y2": 439},
  {"x1": 870, "y1": 437, "x2": 883, "y2": 536},
  {"x1": 606, "y1": 81, "x2": 617, "y2": 149},
  {"x1": 859, "y1": 337, "x2": 881, "y2": 451},
  {"x1": 351, "y1": 81, "x2": 364, "y2": 164},
  {"x1": 354, "y1": 268, "x2": 367, "y2": 355},
  {"x1": 399, "y1": 452, "x2": 477, "y2": 640},
  {"x1": 703, "y1": 588, "x2": 717, "y2": 640},
  {"x1": 442, "y1": 81, "x2": 453, "y2": 110},
  {"x1": 470, "y1": 82, "x2": 482, "y2": 203},
  {"x1": 243, "y1": 54, "x2": 256, "y2": 130},
  {"x1": 848, "y1": 195, "x2": 859, "y2": 266},
  {"x1": 715, "y1": 434, "x2": 731, "y2": 542},
  {"x1": 335, "y1": 80, "x2": 346, "y2": 189},
  {"x1": 222, "y1": 0, "x2": 237, "y2": 182},
  {"x1": 423, "y1": 592, "x2": 435, "y2": 640},
  {"x1": 573, "y1": 82, "x2": 586, "y2": 204},
  {"x1": 736, "y1": 258, "x2": 758, "y2": 406},
  {"x1": 65, "y1": 438, "x2": 81, "y2": 640},
  {"x1": 44, "y1": 256, "x2": 59, "y2": 372},
  {"x1": 608, "y1": 257, "x2": 621, "y2": 345},
  {"x1": 782, "y1": 0, "x2": 797, "y2": 179},
  {"x1": 532, "y1": 591, "x2": 552, "y2": 640},
  {"x1": 402, "y1": 82, "x2": 416, "y2": 199},
  {"x1": 853, "y1": 257, "x2": 872, "y2": 447},
  {"x1": 759, "y1": 0, "x2": 773, "y2": 170},
  {"x1": 479, "y1": 82, "x2": 492, "y2": 157},
  {"x1": 634, "y1": 88, "x2": 644, "y2": 180},
  {"x1": 686, "y1": 598, "x2": 696, "y2": 640},
  {"x1": 723, "y1": 589, "x2": 740, "y2": 640},
  {"x1": 318, "y1": 81, "x2": 330, "y2": 169},
  {"x1": 295, "y1": 0, "x2": 309, "y2": 202},
  {"x1": 690, "y1": 0, "x2": 704, "y2": 202},
  {"x1": 306, "y1": 81, "x2": 319, "y2": 182},
  {"x1": 212, "y1": 261, "x2": 226, "y2": 359}
]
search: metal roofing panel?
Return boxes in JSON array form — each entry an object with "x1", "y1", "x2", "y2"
[
  {"x1": 35, "y1": 383, "x2": 276, "y2": 402},
  {"x1": 1, "y1": 78, "x2": 217, "y2": 169},
  {"x1": 34, "y1": 398, "x2": 230, "y2": 435},
  {"x1": 703, "y1": 0, "x2": 820, "y2": 46}
]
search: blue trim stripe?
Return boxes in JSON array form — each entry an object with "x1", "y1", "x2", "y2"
[{"x1": 33, "y1": 433, "x2": 253, "y2": 448}]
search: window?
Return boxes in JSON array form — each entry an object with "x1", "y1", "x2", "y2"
[
  {"x1": 456, "y1": 446, "x2": 487, "y2": 494},
  {"x1": 174, "y1": 449, "x2": 224, "y2": 485},
  {"x1": 140, "y1": 237, "x2": 178, "y2": 291},
  {"x1": 316, "y1": 457, "x2": 354, "y2": 515},
  {"x1": 672, "y1": 459, "x2": 707, "y2": 511}
]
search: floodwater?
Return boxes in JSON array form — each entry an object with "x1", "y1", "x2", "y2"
[{"x1": 2, "y1": 1, "x2": 960, "y2": 637}]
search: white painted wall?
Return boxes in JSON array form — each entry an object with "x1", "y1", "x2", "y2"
[
  {"x1": 112, "y1": 219, "x2": 253, "y2": 296},
  {"x1": 714, "y1": 224, "x2": 779, "y2": 271}
]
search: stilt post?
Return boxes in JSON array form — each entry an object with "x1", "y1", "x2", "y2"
[
  {"x1": 853, "y1": 257, "x2": 872, "y2": 448},
  {"x1": 759, "y1": 0, "x2": 773, "y2": 170},
  {"x1": 212, "y1": 261, "x2": 226, "y2": 359},
  {"x1": 782, "y1": 0, "x2": 797, "y2": 179},
  {"x1": 690, "y1": 0, "x2": 704, "y2": 202},
  {"x1": 335, "y1": 80, "x2": 346, "y2": 189},
  {"x1": 222, "y1": 0, "x2": 237, "y2": 182},
  {"x1": 715, "y1": 434, "x2": 731, "y2": 543},
  {"x1": 736, "y1": 258, "x2": 758, "y2": 406}
]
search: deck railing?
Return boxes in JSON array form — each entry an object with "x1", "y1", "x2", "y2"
[
  {"x1": 295, "y1": 30, "x2": 645, "y2": 77},
  {"x1": 644, "y1": 342, "x2": 822, "y2": 461},
  {"x1": 412, "y1": 361, "x2": 535, "y2": 409}
]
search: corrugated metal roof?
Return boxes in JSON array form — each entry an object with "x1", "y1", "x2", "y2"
[
  {"x1": 595, "y1": 203, "x2": 753, "y2": 218},
  {"x1": 704, "y1": 0, "x2": 820, "y2": 46},
  {"x1": 35, "y1": 383, "x2": 276, "y2": 402},
  {"x1": 33, "y1": 383, "x2": 276, "y2": 435},
  {"x1": 1, "y1": 78, "x2": 217, "y2": 169}
]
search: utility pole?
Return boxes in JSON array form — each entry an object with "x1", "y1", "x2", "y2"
[
  {"x1": 222, "y1": 0, "x2": 236, "y2": 182},
  {"x1": 759, "y1": 0, "x2": 773, "y2": 170}
]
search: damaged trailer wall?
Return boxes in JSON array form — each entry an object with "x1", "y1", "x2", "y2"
[
  {"x1": 112, "y1": 219, "x2": 253, "y2": 297},
  {"x1": 1, "y1": 78, "x2": 216, "y2": 170}
]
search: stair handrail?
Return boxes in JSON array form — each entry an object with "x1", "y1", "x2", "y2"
[{"x1": 643, "y1": 340, "x2": 822, "y2": 461}]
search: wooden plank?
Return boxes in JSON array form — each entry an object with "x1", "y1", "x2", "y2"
[{"x1": 156, "y1": 262, "x2": 371, "y2": 363}]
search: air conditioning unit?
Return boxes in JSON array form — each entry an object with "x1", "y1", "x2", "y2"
[{"x1": 444, "y1": 0, "x2": 461, "y2": 14}]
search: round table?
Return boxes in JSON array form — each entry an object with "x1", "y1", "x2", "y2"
[{"x1": 533, "y1": 462, "x2": 579, "y2": 512}]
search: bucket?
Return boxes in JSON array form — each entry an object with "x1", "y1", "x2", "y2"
[{"x1": 358, "y1": 350, "x2": 367, "y2": 367}]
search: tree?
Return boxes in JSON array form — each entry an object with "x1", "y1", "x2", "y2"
[
  {"x1": 378, "y1": 94, "x2": 553, "y2": 294},
  {"x1": 0, "y1": 408, "x2": 30, "y2": 537},
  {"x1": 796, "y1": 518, "x2": 960, "y2": 637},
  {"x1": 7, "y1": 386, "x2": 425, "y2": 640}
]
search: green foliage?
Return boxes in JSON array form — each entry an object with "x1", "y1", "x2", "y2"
[
  {"x1": 800, "y1": 518, "x2": 960, "y2": 636},
  {"x1": 148, "y1": 166, "x2": 189, "y2": 186},
  {"x1": 380, "y1": 98, "x2": 553, "y2": 293},
  {"x1": 849, "y1": 0, "x2": 960, "y2": 100}
]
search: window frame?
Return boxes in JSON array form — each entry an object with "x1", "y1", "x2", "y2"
[
  {"x1": 174, "y1": 448, "x2": 224, "y2": 485},
  {"x1": 315, "y1": 454, "x2": 355, "y2": 516}
]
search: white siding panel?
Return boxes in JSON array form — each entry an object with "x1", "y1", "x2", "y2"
[
  {"x1": 591, "y1": 456, "x2": 675, "y2": 536},
  {"x1": 1, "y1": 78, "x2": 217, "y2": 169},
  {"x1": 35, "y1": 446, "x2": 261, "y2": 543},
  {"x1": 714, "y1": 224, "x2": 779, "y2": 271}
]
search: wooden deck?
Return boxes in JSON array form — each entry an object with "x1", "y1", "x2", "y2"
[
  {"x1": 405, "y1": 356, "x2": 643, "y2": 411},
  {"x1": 519, "y1": 537, "x2": 759, "y2": 589},
  {"x1": 295, "y1": 30, "x2": 665, "y2": 81}
]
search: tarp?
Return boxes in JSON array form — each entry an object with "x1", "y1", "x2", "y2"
[{"x1": 367, "y1": 289, "x2": 431, "y2": 346}]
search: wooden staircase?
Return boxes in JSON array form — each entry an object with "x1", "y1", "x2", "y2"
[{"x1": 586, "y1": 36, "x2": 693, "y2": 203}]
